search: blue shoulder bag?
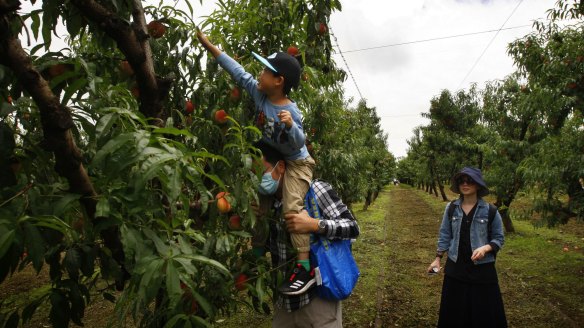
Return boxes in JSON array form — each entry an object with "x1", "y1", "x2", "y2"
[{"x1": 305, "y1": 183, "x2": 360, "y2": 300}]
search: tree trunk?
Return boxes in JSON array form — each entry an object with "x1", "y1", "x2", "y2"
[
  {"x1": 437, "y1": 180, "x2": 448, "y2": 201},
  {"x1": 431, "y1": 182, "x2": 438, "y2": 197},
  {"x1": 0, "y1": 13, "x2": 128, "y2": 286},
  {"x1": 363, "y1": 191, "x2": 372, "y2": 211},
  {"x1": 495, "y1": 196, "x2": 516, "y2": 233}
]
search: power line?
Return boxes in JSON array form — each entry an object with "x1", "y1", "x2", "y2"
[
  {"x1": 335, "y1": 24, "x2": 531, "y2": 54},
  {"x1": 457, "y1": 0, "x2": 524, "y2": 89},
  {"x1": 329, "y1": 26, "x2": 365, "y2": 101},
  {"x1": 379, "y1": 114, "x2": 421, "y2": 118}
]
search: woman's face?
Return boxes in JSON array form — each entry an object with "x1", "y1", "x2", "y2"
[{"x1": 457, "y1": 175, "x2": 478, "y2": 196}]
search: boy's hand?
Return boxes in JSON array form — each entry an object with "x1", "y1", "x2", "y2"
[
  {"x1": 196, "y1": 28, "x2": 222, "y2": 58},
  {"x1": 196, "y1": 29, "x2": 211, "y2": 48},
  {"x1": 284, "y1": 210, "x2": 317, "y2": 234},
  {"x1": 277, "y1": 110, "x2": 293, "y2": 128}
]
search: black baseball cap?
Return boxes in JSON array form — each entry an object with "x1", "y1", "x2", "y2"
[{"x1": 252, "y1": 51, "x2": 301, "y2": 92}]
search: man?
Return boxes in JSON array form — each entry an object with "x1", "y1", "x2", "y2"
[{"x1": 254, "y1": 141, "x2": 360, "y2": 327}]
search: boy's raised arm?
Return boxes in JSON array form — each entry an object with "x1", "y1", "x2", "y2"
[
  {"x1": 196, "y1": 29, "x2": 222, "y2": 58},
  {"x1": 196, "y1": 29, "x2": 263, "y2": 106}
]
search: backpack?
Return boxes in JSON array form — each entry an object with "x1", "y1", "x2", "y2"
[{"x1": 447, "y1": 202, "x2": 498, "y2": 240}]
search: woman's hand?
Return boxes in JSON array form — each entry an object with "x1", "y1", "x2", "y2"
[
  {"x1": 470, "y1": 244, "x2": 492, "y2": 262},
  {"x1": 427, "y1": 258, "x2": 441, "y2": 274}
]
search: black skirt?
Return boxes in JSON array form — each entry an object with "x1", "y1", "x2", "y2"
[{"x1": 437, "y1": 275, "x2": 507, "y2": 328}]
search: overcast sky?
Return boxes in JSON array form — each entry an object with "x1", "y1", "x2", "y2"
[
  {"x1": 21, "y1": 0, "x2": 558, "y2": 158},
  {"x1": 328, "y1": 0, "x2": 558, "y2": 158}
]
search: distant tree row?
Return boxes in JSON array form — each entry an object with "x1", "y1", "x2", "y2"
[{"x1": 397, "y1": 0, "x2": 583, "y2": 231}]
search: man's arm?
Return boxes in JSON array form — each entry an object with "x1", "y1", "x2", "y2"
[{"x1": 313, "y1": 180, "x2": 360, "y2": 240}]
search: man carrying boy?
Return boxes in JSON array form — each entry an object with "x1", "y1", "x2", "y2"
[
  {"x1": 196, "y1": 30, "x2": 316, "y2": 295},
  {"x1": 255, "y1": 141, "x2": 360, "y2": 327}
]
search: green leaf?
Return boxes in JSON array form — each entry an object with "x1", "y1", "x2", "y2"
[
  {"x1": 52, "y1": 193, "x2": 81, "y2": 216},
  {"x1": 68, "y1": 283, "x2": 85, "y2": 326},
  {"x1": 152, "y1": 127, "x2": 193, "y2": 137},
  {"x1": 30, "y1": 11, "x2": 41, "y2": 40},
  {"x1": 186, "y1": 151, "x2": 229, "y2": 164},
  {"x1": 65, "y1": 8, "x2": 84, "y2": 37},
  {"x1": 62, "y1": 77, "x2": 87, "y2": 104},
  {"x1": 165, "y1": 260, "x2": 181, "y2": 306},
  {"x1": 163, "y1": 314, "x2": 188, "y2": 328},
  {"x1": 200, "y1": 173, "x2": 225, "y2": 189},
  {"x1": 92, "y1": 132, "x2": 134, "y2": 166},
  {"x1": 173, "y1": 256, "x2": 197, "y2": 276},
  {"x1": 22, "y1": 294, "x2": 48, "y2": 324},
  {"x1": 191, "y1": 290, "x2": 213, "y2": 318},
  {"x1": 191, "y1": 315, "x2": 212, "y2": 327},
  {"x1": 167, "y1": 164, "x2": 182, "y2": 203},
  {"x1": 95, "y1": 113, "x2": 118, "y2": 139},
  {"x1": 23, "y1": 223, "x2": 45, "y2": 272},
  {"x1": 32, "y1": 216, "x2": 70, "y2": 235},
  {"x1": 143, "y1": 228, "x2": 169, "y2": 255},
  {"x1": 0, "y1": 230, "x2": 15, "y2": 259},
  {"x1": 178, "y1": 254, "x2": 229, "y2": 276},
  {"x1": 79, "y1": 245, "x2": 96, "y2": 277},
  {"x1": 255, "y1": 276, "x2": 264, "y2": 302},
  {"x1": 49, "y1": 290, "x2": 71, "y2": 328},
  {"x1": 95, "y1": 197, "x2": 110, "y2": 218},
  {"x1": 138, "y1": 258, "x2": 164, "y2": 301},
  {"x1": 64, "y1": 248, "x2": 81, "y2": 280}
]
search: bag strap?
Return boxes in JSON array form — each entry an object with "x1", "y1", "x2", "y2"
[
  {"x1": 304, "y1": 182, "x2": 322, "y2": 220},
  {"x1": 447, "y1": 201, "x2": 456, "y2": 220},
  {"x1": 487, "y1": 203, "x2": 497, "y2": 241}
]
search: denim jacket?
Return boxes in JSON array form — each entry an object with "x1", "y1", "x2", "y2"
[{"x1": 437, "y1": 198, "x2": 504, "y2": 264}]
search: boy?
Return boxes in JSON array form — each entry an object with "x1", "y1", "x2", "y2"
[{"x1": 196, "y1": 30, "x2": 316, "y2": 295}]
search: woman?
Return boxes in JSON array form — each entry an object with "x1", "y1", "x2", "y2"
[{"x1": 427, "y1": 167, "x2": 507, "y2": 327}]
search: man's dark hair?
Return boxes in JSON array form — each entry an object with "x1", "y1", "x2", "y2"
[{"x1": 255, "y1": 140, "x2": 284, "y2": 166}]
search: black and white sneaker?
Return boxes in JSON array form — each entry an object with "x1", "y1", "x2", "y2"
[{"x1": 278, "y1": 264, "x2": 316, "y2": 295}]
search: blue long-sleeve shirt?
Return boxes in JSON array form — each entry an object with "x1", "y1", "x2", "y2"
[{"x1": 216, "y1": 53, "x2": 309, "y2": 160}]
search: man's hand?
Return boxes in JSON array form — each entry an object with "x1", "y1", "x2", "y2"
[
  {"x1": 284, "y1": 210, "x2": 317, "y2": 234},
  {"x1": 250, "y1": 200, "x2": 262, "y2": 217},
  {"x1": 470, "y1": 244, "x2": 492, "y2": 262},
  {"x1": 277, "y1": 110, "x2": 293, "y2": 129}
]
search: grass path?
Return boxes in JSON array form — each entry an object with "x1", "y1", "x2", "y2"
[{"x1": 345, "y1": 184, "x2": 584, "y2": 328}]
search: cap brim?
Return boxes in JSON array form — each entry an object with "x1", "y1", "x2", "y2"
[{"x1": 252, "y1": 52, "x2": 278, "y2": 73}]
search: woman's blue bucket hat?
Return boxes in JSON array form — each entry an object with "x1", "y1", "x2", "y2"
[{"x1": 450, "y1": 167, "x2": 489, "y2": 197}]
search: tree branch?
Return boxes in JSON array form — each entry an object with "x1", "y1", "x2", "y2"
[{"x1": 70, "y1": 0, "x2": 167, "y2": 120}]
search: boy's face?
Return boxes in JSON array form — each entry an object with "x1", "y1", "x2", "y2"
[{"x1": 257, "y1": 68, "x2": 284, "y2": 94}]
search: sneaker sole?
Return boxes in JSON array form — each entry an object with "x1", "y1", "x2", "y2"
[{"x1": 279, "y1": 278, "x2": 316, "y2": 296}]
